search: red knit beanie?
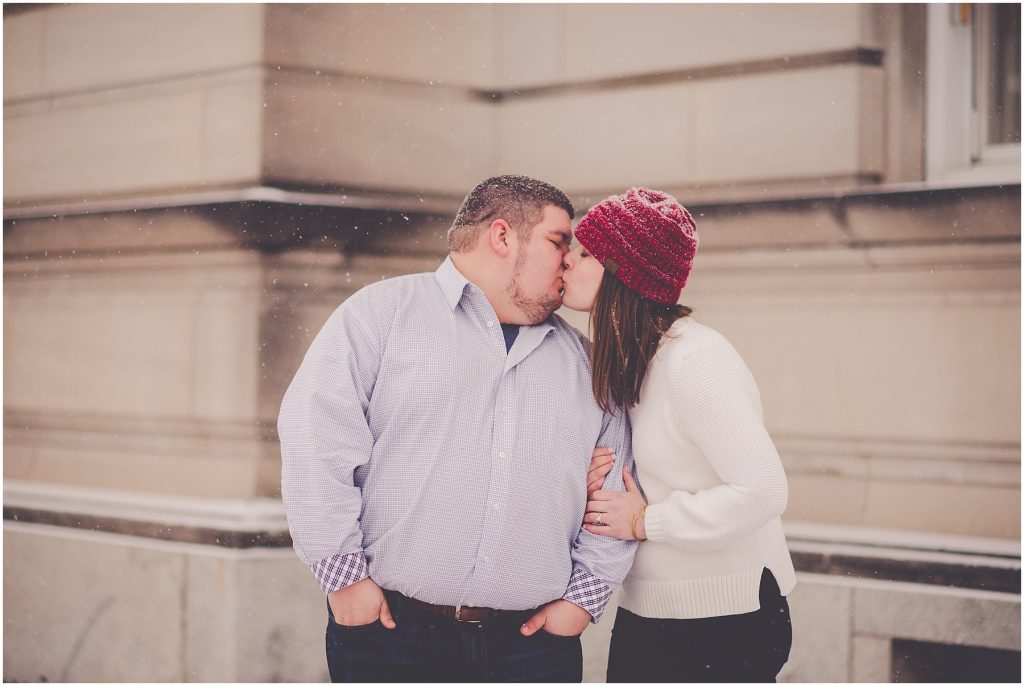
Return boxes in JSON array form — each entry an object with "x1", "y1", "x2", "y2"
[{"x1": 573, "y1": 188, "x2": 698, "y2": 305}]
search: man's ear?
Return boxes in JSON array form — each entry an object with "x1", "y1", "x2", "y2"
[{"x1": 487, "y1": 219, "x2": 514, "y2": 258}]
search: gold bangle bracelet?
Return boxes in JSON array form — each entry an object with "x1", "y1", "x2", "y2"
[{"x1": 631, "y1": 506, "x2": 647, "y2": 541}]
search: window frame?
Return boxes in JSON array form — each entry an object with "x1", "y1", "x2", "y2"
[{"x1": 926, "y1": 3, "x2": 1021, "y2": 184}]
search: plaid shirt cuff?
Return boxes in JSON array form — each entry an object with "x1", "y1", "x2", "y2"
[
  {"x1": 310, "y1": 552, "x2": 368, "y2": 594},
  {"x1": 562, "y1": 565, "x2": 613, "y2": 623}
]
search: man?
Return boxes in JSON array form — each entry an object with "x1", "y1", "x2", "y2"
[{"x1": 279, "y1": 175, "x2": 637, "y2": 682}]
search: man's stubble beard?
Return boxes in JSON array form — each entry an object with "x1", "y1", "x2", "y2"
[{"x1": 509, "y1": 247, "x2": 562, "y2": 325}]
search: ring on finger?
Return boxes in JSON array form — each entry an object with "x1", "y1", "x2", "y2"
[{"x1": 596, "y1": 512, "x2": 604, "y2": 526}]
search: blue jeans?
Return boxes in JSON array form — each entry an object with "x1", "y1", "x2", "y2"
[{"x1": 326, "y1": 590, "x2": 583, "y2": 682}]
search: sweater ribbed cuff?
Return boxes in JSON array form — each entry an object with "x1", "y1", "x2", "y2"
[{"x1": 642, "y1": 503, "x2": 668, "y2": 542}]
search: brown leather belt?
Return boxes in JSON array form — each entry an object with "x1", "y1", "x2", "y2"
[{"x1": 387, "y1": 590, "x2": 531, "y2": 623}]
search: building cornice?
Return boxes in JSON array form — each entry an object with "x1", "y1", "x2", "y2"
[{"x1": 5, "y1": 180, "x2": 1018, "y2": 227}]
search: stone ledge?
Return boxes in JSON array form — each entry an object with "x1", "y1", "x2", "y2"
[
  {"x1": 785, "y1": 520, "x2": 1020, "y2": 558},
  {"x1": 3, "y1": 506, "x2": 290, "y2": 549},
  {"x1": 4, "y1": 479, "x2": 287, "y2": 533},
  {"x1": 786, "y1": 521, "x2": 1019, "y2": 593},
  {"x1": 5, "y1": 508, "x2": 1015, "y2": 591},
  {"x1": 4, "y1": 482, "x2": 1018, "y2": 592},
  {"x1": 789, "y1": 547, "x2": 1019, "y2": 594}
]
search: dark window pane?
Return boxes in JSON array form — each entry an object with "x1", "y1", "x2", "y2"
[{"x1": 988, "y1": 4, "x2": 1021, "y2": 144}]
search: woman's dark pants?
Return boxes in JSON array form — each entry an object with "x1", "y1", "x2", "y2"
[
  {"x1": 607, "y1": 569, "x2": 793, "y2": 683},
  {"x1": 326, "y1": 590, "x2": 583, "y2": 682}
]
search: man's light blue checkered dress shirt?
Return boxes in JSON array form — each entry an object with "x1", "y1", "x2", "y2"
[{"x1": 279, "y1": 257, "x2": 637, "y2": 620}]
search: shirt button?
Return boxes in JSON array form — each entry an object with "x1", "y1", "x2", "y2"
[
  {"x1": 492, "y1": 502, "x2": 500, "y2": 511},
  {"x1": 498, "y1": 452, "x2": 507, "y2": 460},
  {"x1": 486, "y1": 320, "x2": 494, "y2": 327}
]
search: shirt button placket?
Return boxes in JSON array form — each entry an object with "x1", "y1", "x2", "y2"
[{"x1": 483, "y1": 373, "x2": 512, "y2": 584}]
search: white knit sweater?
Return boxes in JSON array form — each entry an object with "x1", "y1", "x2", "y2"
[{"x1": 621, "y1": 317, "x2": 796, "y2": 619}]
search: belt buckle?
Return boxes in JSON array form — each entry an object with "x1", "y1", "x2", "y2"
[{"x1": 455, "y1": 605, "x2": 482, "y2": 623}]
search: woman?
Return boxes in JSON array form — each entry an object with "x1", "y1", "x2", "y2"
[{"x1": 561, "y1": 188, "x2": 796, "y2": 682}]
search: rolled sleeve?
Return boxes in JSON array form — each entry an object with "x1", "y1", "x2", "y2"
[
  {"x1": 562, "y1": 565, "x2": 614, "y2": 622},
  {"x1": 310, "y1": 552, "x2": 369, "y2": 594}
]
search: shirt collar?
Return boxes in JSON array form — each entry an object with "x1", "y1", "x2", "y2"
[
  {"x1": 434, "y1": 257, "x2": 556, "y2": 338},
  {"x1": 435, "y1": 256, "x2": 472, "y2": 311}
]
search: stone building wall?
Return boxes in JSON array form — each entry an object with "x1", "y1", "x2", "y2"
[{"x1": 4, "y1": 4, "x2": 1019, "y2": 681}]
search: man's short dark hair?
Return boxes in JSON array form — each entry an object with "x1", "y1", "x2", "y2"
[{"x1": 448, "y1": 175, "x2": 575, "y2": 252}]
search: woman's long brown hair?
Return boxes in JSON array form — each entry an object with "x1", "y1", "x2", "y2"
[{"x1": 590, "y1": 271, "x2": 691, "y2": 413}]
